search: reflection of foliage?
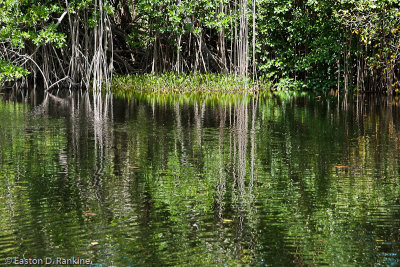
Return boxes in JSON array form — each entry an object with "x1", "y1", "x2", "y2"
[{"x1": 1, "y1": 95, "x2": 400, "y2": 265}]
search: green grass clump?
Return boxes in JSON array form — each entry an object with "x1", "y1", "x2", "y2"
[
  {"x1": 114, "y1": 89, "x2": 269, "y2": 107},
  {"x1": 110, "y1": 73, "x2": 271, "y2": 95}
]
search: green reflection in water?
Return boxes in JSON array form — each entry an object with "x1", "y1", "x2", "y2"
[{"x1": 0, "y1": 92, "x2": 400, "y2": 266}]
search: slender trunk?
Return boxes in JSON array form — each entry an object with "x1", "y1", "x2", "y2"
[
  {"x1": 238, "y1": 0, "x2": 248, "y2": 78},
  {"x1": 194, "y1": 35, "x2": 198, "y2": 74},
  {"x1": 337, "y1": 59, "x2": 340, "y2": 92},
  {"x1": 252, "y1": 0, "x2": 256, "y2": 85},
  {"x1": 219, "y1": 1, "x2": 227, "y2": 73},
  {"x1": 152, "y1": 35, "x2": 157, "y2": 74},
  {"x1": 234, "y1": 0, "x2": 238, "y2": 74},
  {"x1": 176, "y1": 35, "x2": 182, "y2": 73}
]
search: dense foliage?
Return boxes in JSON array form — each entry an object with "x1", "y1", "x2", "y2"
[
  {"x1": 1, "y1": 0, "x2": 399, "y2": 92},
  {"x1": 257, "y1": 0, "x2": 400, "y2": 91}
]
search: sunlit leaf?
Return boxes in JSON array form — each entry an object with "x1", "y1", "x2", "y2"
[
  {"x1": 128, "y1": 166, "x2": 140, "y2": 169},
  {"x1": 89, "y1": 242, "x2": 99, "y2": 246},
  {"x1": 334, "y1": 165, "x2": 348, "y2": 169}
]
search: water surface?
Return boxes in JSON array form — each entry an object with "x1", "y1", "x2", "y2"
[{"x1": 0, "y1": 90, "x2": 400, "y2": 266}]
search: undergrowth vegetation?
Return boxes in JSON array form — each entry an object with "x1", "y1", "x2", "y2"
[
  {"x1": 111, "y1": 73, "x2": 271, "y2": 94},
  {"x1": 109, "y1": 73, "x2": 309, "y2": 102}
]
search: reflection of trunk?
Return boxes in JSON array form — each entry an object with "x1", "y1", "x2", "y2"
[
  {"x1": 250, "y1": 96, "x2": 257, "y2": 190},
  {"x1": 231, "y1": 99, "x2": 247, "y2": 258},
  {"x1": 174, "y1": 101, "x2": 186, "y2": 162},
  {"x1": 217, "y1": 106, "x2": 227, "y2": 219},
  {"x1": 232, "y1": 98, "x2": 258, "y2": 257},
  {"x1": 193, "y1": 101, "x2": 205, "y2": 147},
  {"x1": 91, "y1": 91, "x2": 113, "y2": 201},
  {"x1": 236, "y1": 100, "x2": 248, "y2": 196},
  {"x1": 247, "y1": 96, "x2": 257, "y2": 252}
]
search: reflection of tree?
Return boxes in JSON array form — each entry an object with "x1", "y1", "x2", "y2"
[
  {"x1": 0, "y1": 91, "x2": 117, "y2": 263},
  {"x1": 2, "y1": 93, "x2": 400, "y2": 265}
]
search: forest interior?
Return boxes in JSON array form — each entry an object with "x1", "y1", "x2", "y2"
[{"x1": 1, "y1": 0, "x2": 400, "y2": 93}]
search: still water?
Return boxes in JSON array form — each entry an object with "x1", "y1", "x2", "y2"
[{"x1": 0, "y1": 90, "x2": 400, "y2": 266}]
